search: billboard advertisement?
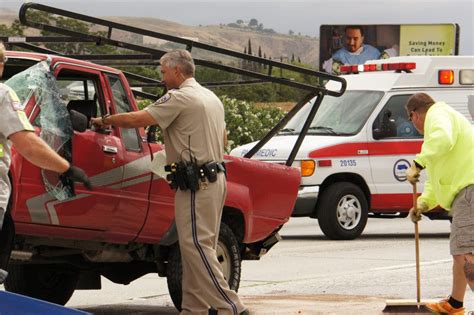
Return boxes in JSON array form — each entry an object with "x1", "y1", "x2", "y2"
[{"x1": 319, "y1": 24, "x2": 459, "y2": 74}]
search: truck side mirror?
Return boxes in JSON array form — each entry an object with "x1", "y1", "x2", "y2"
[
  {"x1": 373, "y1": 109, "x2": 397, "y2": 140},
  {"x1": 69, "y1": 109, "x2": 88, "y2": 133}
]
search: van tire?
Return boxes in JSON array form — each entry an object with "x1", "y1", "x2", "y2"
[
  {"x1": 317, "y1": 182, "x2": 368, "y2": 240},
  {"x1": 166, "y1": 222, "x2": 241, "y2": 311}
]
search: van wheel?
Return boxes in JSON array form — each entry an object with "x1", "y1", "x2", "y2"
[
  {"x1": 4, "y1": 263, "x2": 78, "y2": 305},
  {"x1": 166, "y1": 222, "x2": 241, "y2": 311},
  {"x1": 317, "y1": 182, "x2": 368, "y2": 240}
]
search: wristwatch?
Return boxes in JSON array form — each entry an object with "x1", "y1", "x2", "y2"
[{"x1": 101, "y1": 113, "x2": 111, "y2": 125}]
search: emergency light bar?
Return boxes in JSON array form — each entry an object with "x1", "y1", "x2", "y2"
[{"x1": 340, "y1": 62, "x2": 416, "y2": 74}]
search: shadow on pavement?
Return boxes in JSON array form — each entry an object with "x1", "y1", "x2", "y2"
[
  {"x1": 75, "y1": 295, "x2": 448, "y2": 314},
  {"x1": 282, "y1": 232, "x2": 449, "y2": 241},
  {"x1": 78, "y1": 304, "x2": 178, "y2": 315}
]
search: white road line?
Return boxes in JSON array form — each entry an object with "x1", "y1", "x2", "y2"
[{"x1": 369, "y1": 259, "x2": 451, "y2": 272}]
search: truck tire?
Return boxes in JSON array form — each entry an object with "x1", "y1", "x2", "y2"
[
  {"x1": 4, "y1": 263, "x2": 78, "y2": 305},
  {"x1": 166, "y1": 222, "x2": 241, "y2": 311},
  {"x1": 317, "y1": 182, "x2": 368, "y2": 240}
]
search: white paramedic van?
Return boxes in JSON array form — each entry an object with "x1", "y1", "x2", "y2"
[{"x1": 231, "y1": 56, "x2": 474, "y2": 240}]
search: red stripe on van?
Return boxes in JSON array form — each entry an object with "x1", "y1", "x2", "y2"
[
  {"x1": 371, "y1": 193, "x2": 413, "y2": 210},
  {"x1": 308, "y1": 141, "x2": 423, "y2": 158}
]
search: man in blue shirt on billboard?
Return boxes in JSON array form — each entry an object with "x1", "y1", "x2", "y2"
[{"x1": 332, "y1": 25, "x2": 381, "y2": 65}]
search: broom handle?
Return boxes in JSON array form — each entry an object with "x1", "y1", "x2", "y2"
[{"x1": 413, "y1": 183, "x2": 421, "y2": 304}]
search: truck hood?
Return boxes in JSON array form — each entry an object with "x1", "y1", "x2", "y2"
[{"x1": 230, "y1": 135, "x2": 355, "y2": 161}]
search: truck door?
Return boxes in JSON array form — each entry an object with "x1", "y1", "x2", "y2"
[
  {"x1": 368, "y1": 94, "x2": 423, "y2": 211},
  {"x1": 21, "y1": 65, "x2": 126, "y2": 236},
  {"x1": 103, "y1": 74, "x2": 151, "y2": 241}
]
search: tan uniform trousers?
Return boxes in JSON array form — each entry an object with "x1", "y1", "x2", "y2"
[{"x1": 175, "y1": 174, "x2": 246, "y2": 315}]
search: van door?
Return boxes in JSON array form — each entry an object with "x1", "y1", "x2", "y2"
[{"x1": 368, "y1": 94, "x2": 423, "y2": 212}]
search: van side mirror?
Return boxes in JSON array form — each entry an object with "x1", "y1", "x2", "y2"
[
  {"x1": 373, "y1": 109, "x2": 397, "y2": 140},
  {"x1": 69, "y1": 109, "x2": 88, "y2": 132}
]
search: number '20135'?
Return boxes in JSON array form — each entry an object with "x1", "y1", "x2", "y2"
[{"x1": 340, "y1": 159, "x2": 356, "y2": 167}]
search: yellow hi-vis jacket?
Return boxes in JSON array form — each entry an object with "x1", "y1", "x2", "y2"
[{"x1": 415, "y1": 101, "x2": 474, "y2": 211}]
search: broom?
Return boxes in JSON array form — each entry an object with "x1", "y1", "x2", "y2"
[{"x1": 383, "y1": 183, "x2": 433, "y2": 313}]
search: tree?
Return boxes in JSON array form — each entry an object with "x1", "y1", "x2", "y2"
[
  {"x1": 247, "y1": 38, "x2": 252, "y2": 55},
  {"x1": 262, "y1": 28, "x2": 276, "y2": 34},
  {"x1": 289, "y1": 30, "x2": 294, "y2": 36},
  {"x1": 0, "y1": 19, "x2": 27, "y2": 37},
  {"x1": 258, "y1": 46, "x2": 262, "y2": 58},
  {"x1": 249, "y1": 18, "x2": 258, "y2": 27}
]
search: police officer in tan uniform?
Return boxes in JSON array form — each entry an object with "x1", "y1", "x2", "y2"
[
  {"x1": 0, "y1": 43, "x2": 91, "y2": 284},
  {"x1": 92, "y1": 49, "x2": 248, "y2": 315}
]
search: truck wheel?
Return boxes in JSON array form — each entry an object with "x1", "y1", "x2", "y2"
[
  {"x1": 317, "y1": 182, "x2": 368, "y2": 240},
  {"x1": 166, "y1": 222, "x2": 241, "y2": 311},
  {"x1": 4, "y1": 263, "x2": 78, "y2": 305}
]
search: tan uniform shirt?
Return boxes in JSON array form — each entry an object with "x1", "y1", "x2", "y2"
[
  {"x1": 145, "y1": 78, "x2": 225, "y2": 165},
  {"x1": 0, "y1": 84, "x2": 34, "y2": 220}
]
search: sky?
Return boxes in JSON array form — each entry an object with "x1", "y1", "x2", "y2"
[{"x1": 1, "y1": 0, "x2": 473, "y2": 54}]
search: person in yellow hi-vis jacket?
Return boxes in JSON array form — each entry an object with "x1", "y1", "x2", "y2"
[
  {"x1": 0, "y1": 43, "x2": 91, "y2": 285},
  {"x1": 405, "y1": 93, "x2": 474, "y2": 315}
]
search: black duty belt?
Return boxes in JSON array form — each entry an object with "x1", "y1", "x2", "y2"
[
  {"x1": 164, "y1": 161, "x2": 225, "y2": 191},
  {"x1": 200, "y1": 161, "x2": 226, "y2": 182}
]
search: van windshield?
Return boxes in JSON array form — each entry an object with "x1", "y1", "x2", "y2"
[{"x1": 280, "y1": 91, "x2": 384, "y2": 136}]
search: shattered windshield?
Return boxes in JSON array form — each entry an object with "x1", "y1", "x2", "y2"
[
  {"x1": 281, "y1": 91, "x2": 384, "y2": 136},
  {"x1": 5, "y1": 60, "x2": 74, "y2": 200}
]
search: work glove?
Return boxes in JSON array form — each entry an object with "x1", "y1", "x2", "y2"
[
  {"x1": 409, "y1": 199, "x2": 429, "y2": 223},
  {"x1": 406, "y1": 162, "x2": 422, "y2": 184},
  {"x1": 61, "y1": 166, "x2": 93, "y2": 190}
]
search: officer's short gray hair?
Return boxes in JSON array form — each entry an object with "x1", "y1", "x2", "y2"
[{"x1": 160, "y1": 49, "x2": 195, "y2": 76}]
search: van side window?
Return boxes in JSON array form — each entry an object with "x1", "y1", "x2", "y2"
[{"x1": 373, "y1": 95, "x2": 421, "y2": 139}]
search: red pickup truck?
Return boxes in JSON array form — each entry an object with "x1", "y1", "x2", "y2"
[{"x1": 2, "y1": 51, "x2": 301, "y2": 308}]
